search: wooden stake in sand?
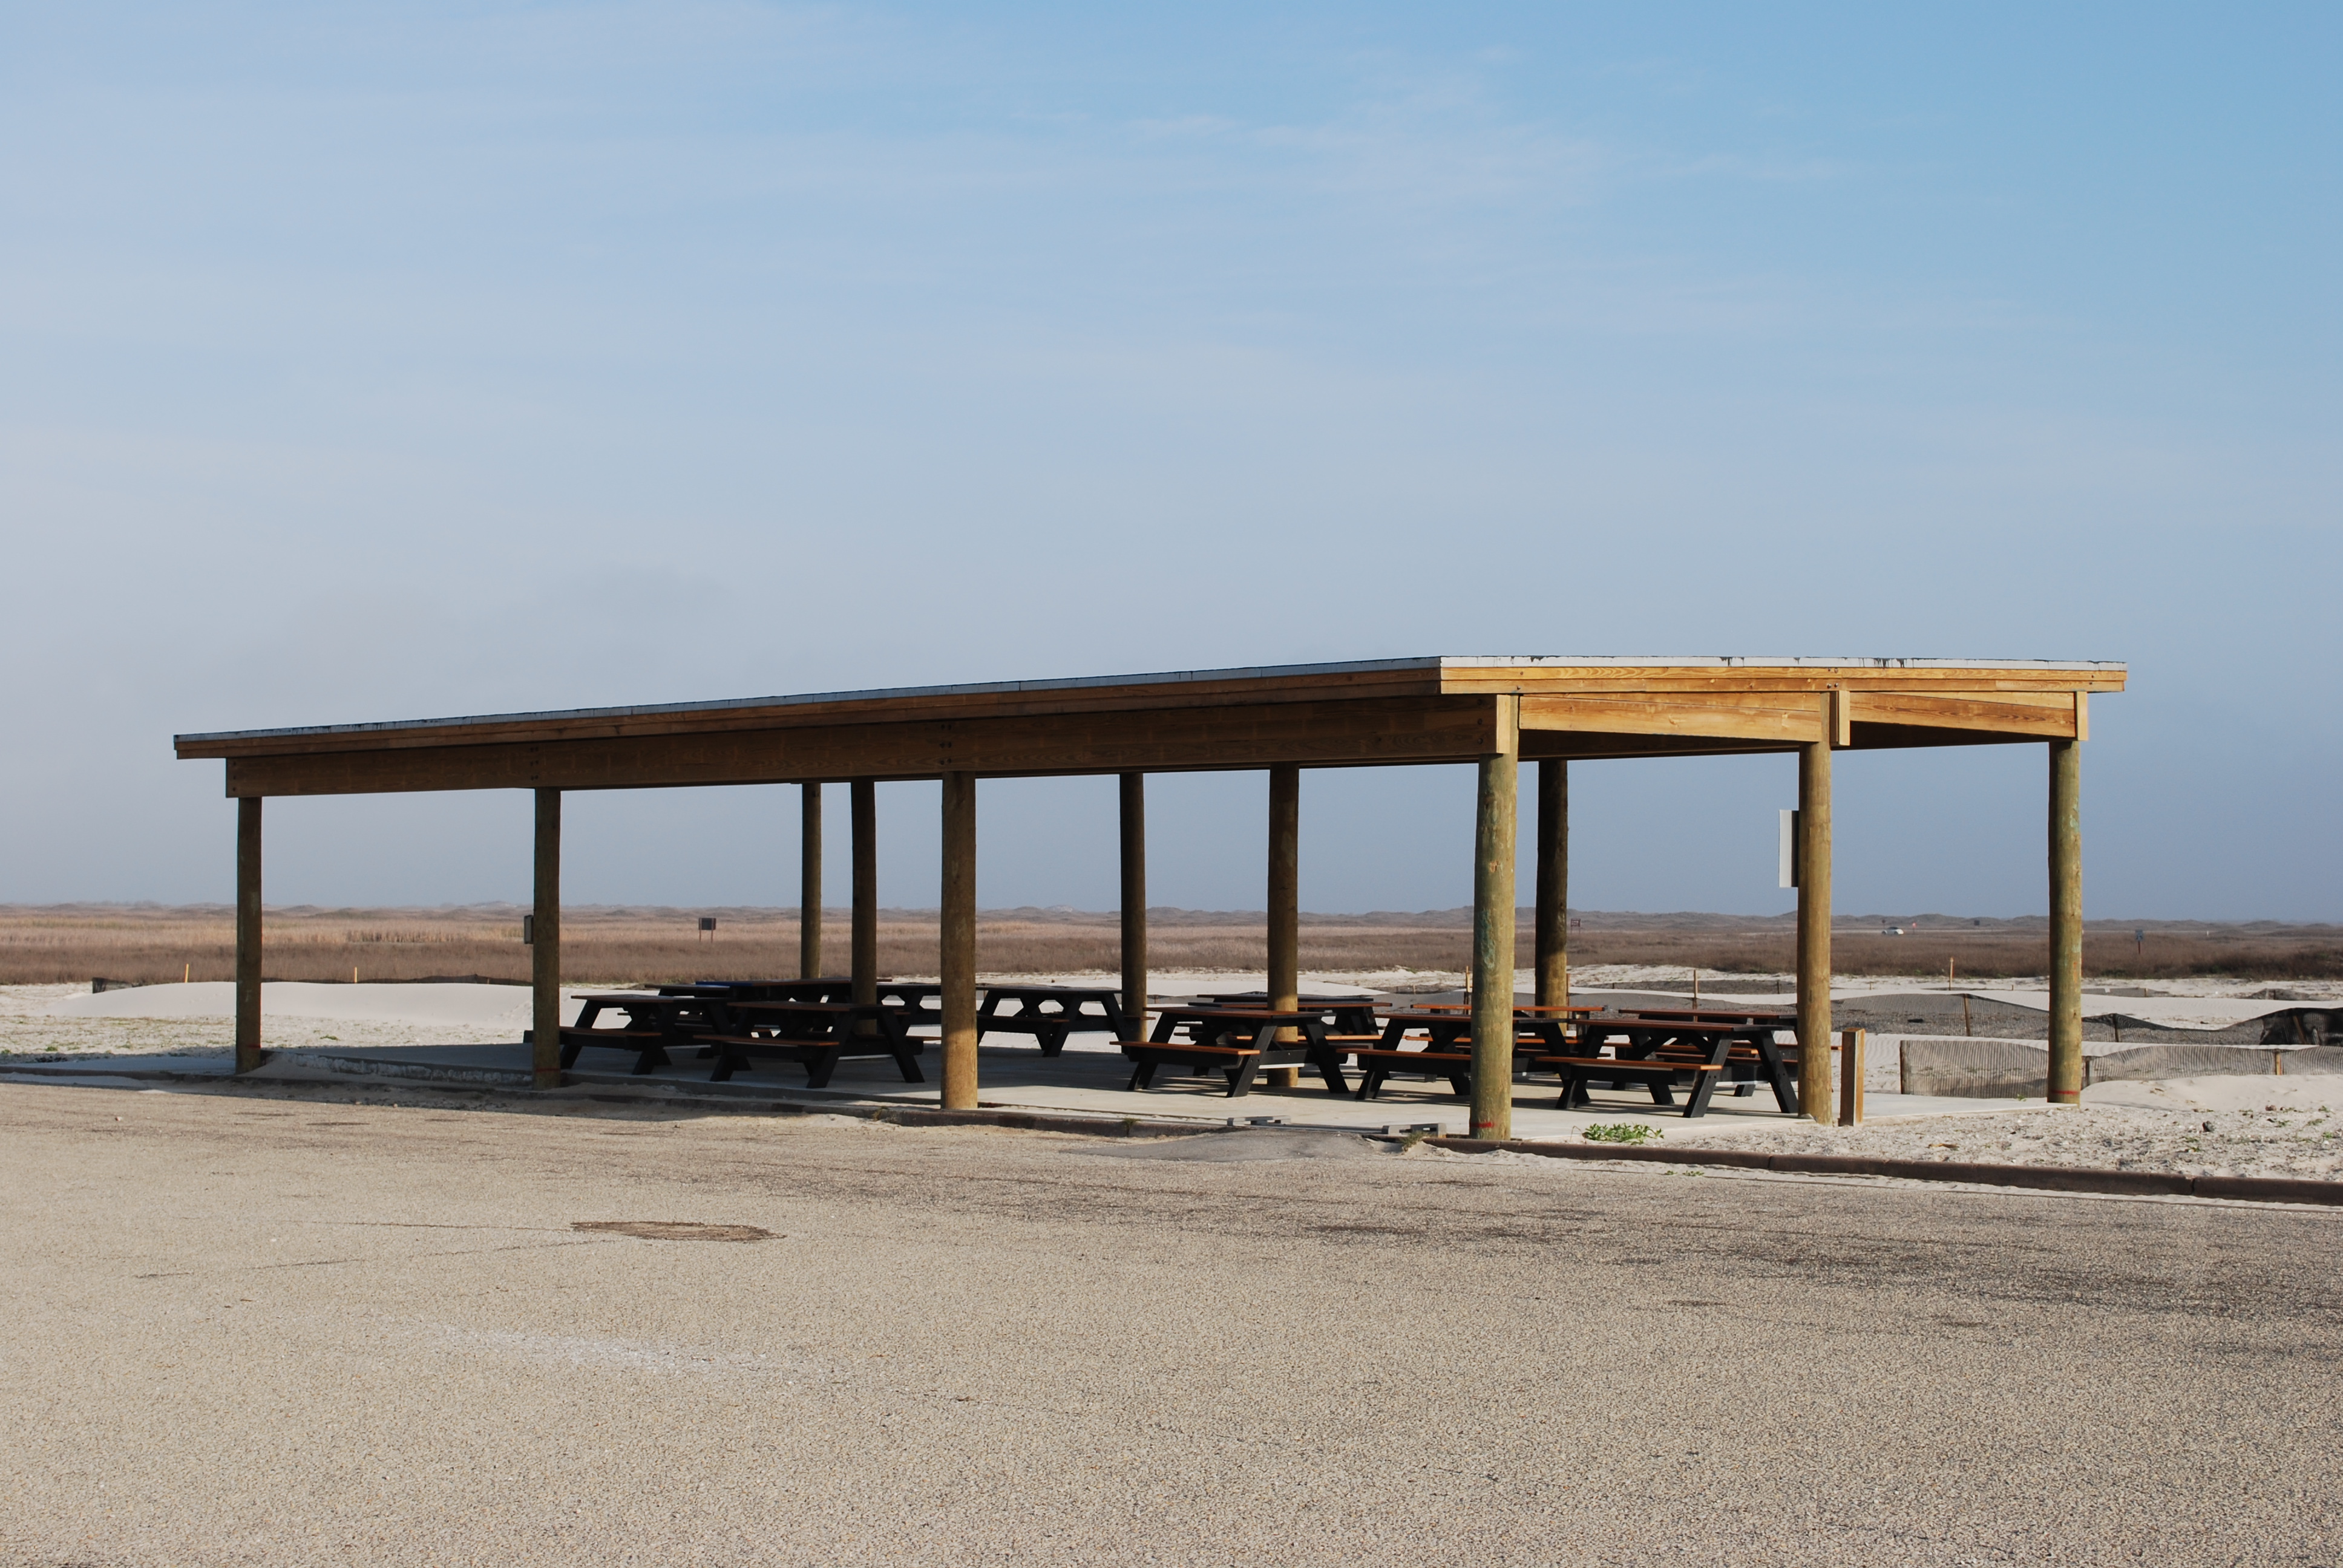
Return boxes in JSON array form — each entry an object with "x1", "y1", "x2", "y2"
[
  {"x1": 1838, "y1": 1027, "x2": 1866, "y2": 1125},
  {"x1": 1469, "y1": 696, "x2": 1520, "y2": 1143}
]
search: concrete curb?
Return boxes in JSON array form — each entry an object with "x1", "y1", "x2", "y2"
[{"x1": 1427, "y1": 1136, "x2": 2343, "y2": 1206}]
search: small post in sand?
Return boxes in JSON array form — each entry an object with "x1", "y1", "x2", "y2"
[
  {"x1": 235, "y1": 795, "x2": 263, "y2": 1074},
  {"x1": 799, "y1": 782, "x2": 822, "y2": 979},
  {"x1": 940, "y1": 771, "x2": 978, "y2": 1110},
  {"x1": 1838, "y1": 1027, "x2": 1865, "y2": 1126},
  {"x1": 531, "y1": 788, "x2": 562, "y2": 1089},
  {"x1": 1469, "y1": 696, "x2": 1521, "y2": 1143},
  {"x1": 1119, "y1": 773, "x2": 1148, "y2": 1044}
]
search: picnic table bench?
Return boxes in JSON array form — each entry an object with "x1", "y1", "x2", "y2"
[
  {"x1": 1548, "y1": 1017, "x2": 1803, "y2": 1116},
  {"x1": 703, "y1": 1000, "x2": 925, "y2": 1086},
  {"x1": 559, "y1": 991, "x2": 724, "y2": 1075},
  {"x1": 975, "y1": 984, "x2": 1131, "y2": 1056},
  {"x1": 1119, "y1": 1007, "x2": 1349, "y2": 1098},
  {"x1": 1201, "y1": 992, "x2": 1384, "y2": 1034}
]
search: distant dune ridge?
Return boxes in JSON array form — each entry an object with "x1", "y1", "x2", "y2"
[{"x1": 2, "y1": 904, "x2": 2335, "y2": 985}]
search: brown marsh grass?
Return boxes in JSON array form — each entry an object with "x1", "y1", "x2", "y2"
[{"x1": 4, "y1": 904, "x2": 2336, "y2": 986}]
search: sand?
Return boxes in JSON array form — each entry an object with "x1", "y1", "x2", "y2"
[{"x1": 9, "y1": 979, "x2": 2339, "y2": 1184}]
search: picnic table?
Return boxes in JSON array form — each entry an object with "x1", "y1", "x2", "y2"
[
  {"x1": 976, "y1": 984, "x2": 1132, "y2": 1056},
  {"x1": 704, "y1": 1000, "x2": 925, "y2": 1087},
  {"x1": 1200, "y1": 991, "x2": 1383, "y2": 1035},
  {"x1": 1120, "y1": 1006, "x2": 1350, "y2": 1098},
  {"x1": 1347, "y1": 1008, "x2": 1579, "y2": 1102},
  {"x1": 1613, "y1": 1006, "x2": 1791, "y2": 1026},
  {"x1": 559, "y1": 990, "x2": 725, "y2": 1075},
  {"x1": 1545, "y1": 1016, "x2": 1801, "y2": 1116}
]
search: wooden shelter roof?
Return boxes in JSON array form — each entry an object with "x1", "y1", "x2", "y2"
[{"x1": 176, "y1": 655, "x2": 2125, "y2": 796}]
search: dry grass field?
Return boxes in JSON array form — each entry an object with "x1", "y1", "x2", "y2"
[{"x1": 2, "y1": 904, "x2": 2336, "y2": 985}]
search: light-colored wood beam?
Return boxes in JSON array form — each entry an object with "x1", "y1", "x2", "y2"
[
  {"x1": 1520, "y1": 693, "x2": 1824, "y2": 745},
  {"x1": 1852, "y1": 690, "x2": 2084, "y2": 739}
]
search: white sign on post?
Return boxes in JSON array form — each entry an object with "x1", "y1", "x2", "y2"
[{"x1": 1779, "y1": 809, "x2": 1798, "y2": 890}]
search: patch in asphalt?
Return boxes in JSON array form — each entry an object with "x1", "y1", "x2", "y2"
[
  {"x1": 1075, "y1": 1129, "x2": 1391, "y2": 1162},
  {"x1": 572, "y1": 1220, "x2": 776, "y2": 1241}
]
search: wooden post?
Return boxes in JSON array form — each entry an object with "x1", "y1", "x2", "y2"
[
  {"x1": 940, "y1": 771, "x2": 978, "y2": 1110},
  {"x1": 532, "y1": 787, "x2": 562, "y2": 1089},
  {"x1": 1470, "y1": 697, "x2": 1521, "y2": 1142},
  {"x1": 1533, "y1": 758, "x2": 1568, "y2": 1010},
  {"x1": 2048, "y1": 739, "x2": 2083, "y2": 1105},
  {"x1": 234, "y1": 795, "x2": 262, "y2": 1074},
  {"x1": 1795, "y1": 714, "x2": 1833, "y2": 1124},
  {"x1": 1267, "y1": 766, "x2": 1300, "y2": 1083},
  {"x1": 799, "y1": 782, "x2": 823, "y2": 979},
  {"x1": 1838, "y1": 1027, "x2": 1865, "y2": 1126},
  {"x1": 1119, "y1": 773, "x2": 1147, "y2": 1042},
  {"x1": 851, "y1": 779, "x2": 877, "y2": 1010}
]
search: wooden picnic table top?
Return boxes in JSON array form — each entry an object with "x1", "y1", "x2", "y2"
[
  {"x1": 1616, "y1": 1007, "x2": 1790, "y2": 1021},
  {"x1": 1402, "y1": 1002, "x2": 1601, "y2": 1014},
  {"x1": 1153, "y1": 1004, "x2": 1320, "y2": 1019},
  {"x1": 984, "y1": 982, "x2": 1122, "y2": 996},
  {"x1": 726, "y1": 999, "x2": 888, "y2": 1014},
  {"x1": 576, "y1": 990, "x2": 701, "y2": 1005},
  {"x1": 1201, "y1": 991, "x2": 1375, "y2": 1003}
]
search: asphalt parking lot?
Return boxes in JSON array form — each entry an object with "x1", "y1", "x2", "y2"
[{"x1": 4, "y1": 1080, "x2": 2338, "y2": 1566}]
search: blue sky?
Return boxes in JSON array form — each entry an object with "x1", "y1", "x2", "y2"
[{"x1": 2, "y1": 2, "x2": 2336, "y2": 918}]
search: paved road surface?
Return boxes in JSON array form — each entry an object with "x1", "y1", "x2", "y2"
[{"x1": 3, "y1": 1081, "x2": 2338, "y2": 1566}]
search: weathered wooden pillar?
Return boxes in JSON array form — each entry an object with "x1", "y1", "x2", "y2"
[
  {"x1": 2048, "y1": 738, "x2": 2084, "y2": 1105},
  {"x1": 940, "y1": 771, "x2": 978, "y2": 1110},
  {"x1": 1119, "y1": 773, "x2": 1147, "y2": 1040},
  {"x1": 1267, "y1": 766, "x2": 1300, "y2": 1079},
  {"x1": 850, "y1": 779, "x2": 877, "y2": 1009},
  {"x1": 532, "y1": 787, "x2": 562, "y2": 1089},
  {"x1": 234, "y1": 795, "x2": 263, "y2": 1074},
  {"x1": 799, "y1": 782, "x2": 823, "y2": 979},
  {"x1": 1470, "y1": 697, "x2": 1521, "y2": 1142},
  {"x1": 1533, "y1": 758, "x2": 1568, "y2": 1010},
  {"x1": 1795, "y1": 710, "x2": 1833, "y2": 1123}
]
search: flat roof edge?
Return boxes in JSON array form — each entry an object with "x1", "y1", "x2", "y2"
[{"x1": 174, "y1": 655, "x2": 2127, "y2": 748}]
